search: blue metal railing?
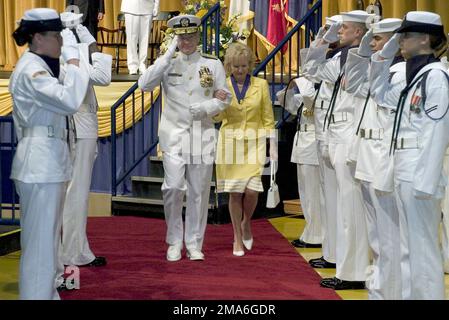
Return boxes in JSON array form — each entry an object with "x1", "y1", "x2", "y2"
[
  {"x1": 0, "y1": 115, "x2": 20, "y2": 225},
  {"x1": 111, "y1": 4, "x2": 222, "y2": 197},
  {"x1": 252, "y1": 0, "x2": 322, "y2": 128},
  {"x1": 253, "y1": 0, "x2": 322, "y2": 95},
  {"x1": 202, "y1": 2, "x2": 221, "y2": 56}
]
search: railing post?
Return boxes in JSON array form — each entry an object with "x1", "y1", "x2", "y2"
[{"x1": 111, "y1": 108, "x2": 117, "y2": 197}]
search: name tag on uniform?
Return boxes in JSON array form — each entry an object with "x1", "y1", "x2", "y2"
[{"x1": 168, "y1": 73, "x2": 182, "y2": 77}]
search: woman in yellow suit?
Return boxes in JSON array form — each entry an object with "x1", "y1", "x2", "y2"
[{"x1": 215, "y1": 43, "x2": 276, "y2": 256}]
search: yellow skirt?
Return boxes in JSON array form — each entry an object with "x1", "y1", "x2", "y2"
[{"x1": 215, "y1": 135, "x2": 267, "y2": 193}]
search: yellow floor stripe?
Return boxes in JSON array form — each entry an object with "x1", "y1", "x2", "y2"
[{"x1": 269, "y1": 214, "x2": 449, "y2": 300}]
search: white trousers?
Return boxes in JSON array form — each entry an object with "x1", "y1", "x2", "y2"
[
  {"x1": 316, "y1": 140, "x2": 337, "y2": 263},
  {"x1": 329, "y1": 142, "x2": 369, "y2": 281},
  {"x1": 395, "y1": 180, "x2": 445, "y2": 300},
  {"x1": 162, "y1": 153, "x2": 213, "y2": 251},
  {"x1": 297, "y1": 164, "x2": 323, "y2": 244},
  {"x1": 124, "y1": 13, "x2": 153, "y2": 73},
  {"x1": 15, "y1": 181, "x2": 65, "y2": 300},
  {"x1": 441, "y1": 155, "x2": 449, "y2": 274},
  {"x1": 60, "y1": 138, "x2": 97, "y2": 266},
  {"x1": 361, "y1": 181, "x2": 401, "y2": 300}
]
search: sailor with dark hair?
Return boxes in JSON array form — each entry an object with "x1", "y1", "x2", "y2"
[
  {"x1": 372, "y1": 11, "x2": 449, "y2": 300},
  {"x1": 9, "y1": 8, "x2": 89, "y2": 299}
]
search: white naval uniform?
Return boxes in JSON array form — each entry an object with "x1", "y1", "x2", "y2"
[
  {"x1": 302, "y1": 48, "x2": 340, "y2": 264},
  {"x1": 139, "y1": 50, "x2": 228, "y2": 251},
  {"x1": 277, "y1": 77, "x2": 323, "y2": 245},
  {"x1": 374, "y1": 57, "x2": 449, "y2": 300},
  {"x1": 60, "y1": 43, "x2": 112, "y2": 267},
  {"x1": 9, "y1": 51, "x2": 89, "y2": 300},
  {"x1": 345, "y1": 49, "x2": 404, "y2": 300},
  {"x1": 121, "y1": 0, "x2": 159, "y2": 73},
  {"x1": 305, "y1": 43, "x2": 369, "y2": 282},
  {"x1": 442, "y1": 152, "x2": 449, "y2": 274}
]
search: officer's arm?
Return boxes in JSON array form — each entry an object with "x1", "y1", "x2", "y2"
[
  {"x1": 303, "y1": 43, "x2": 340, "y2": 84},
  {"x1": 413, "y1": 70, "x2": 449, "y2": 196},
  {"x1": 138, "y1": 56, "x2": 170, "y2": 92},
  {"x1": 345, "y1": 48, "x2": 370, "y2": 97},
  {"x1": 369, "y1": 52, "x2": 405, "y2": 110},
  {"x1": 28, "y1": 64, "x2": 90, "y2": 114},
  {"x1": 87, "y1": 48, "x2": 112, "y2": 86}
]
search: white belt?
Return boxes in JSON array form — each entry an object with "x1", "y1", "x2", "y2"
[
  {"x1": 299, "y1": 124, "x2": 315, "y2": 132},
  {"x1": 330, "y1": 112, "x2": 349, "y2": 124},
  {"x1": 22, "y1": 126, "x2": 67, "y2": 140},
  {"x1": 395, "y1": 137, "x2": 421, "y2": 150},
  {"x1": 359, "y1": 128, "x2": 384, "y2": 140}
]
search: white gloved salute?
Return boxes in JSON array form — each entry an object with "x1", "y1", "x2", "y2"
[
  {"x1": 61, "y1": 28, "x2": 79, "y2": 62},
  {"x1": 379, "y1": 34, "x2": 400, "y2": 59},
  {"x1": 323, "y1": 22, "x2": 341, "y2": 44},
  {"x1": 75, "y1": 24, "x2": 96, "y2": 46},
  {"x1": 190, "y1": 103, "x2": 207, "y2": 120},
  {"x1": 162, "y1": 35, "x2": 179, "y2": 62},
  {"x1": 358, "y1": 29, "x2": 374, "y2": 57}
]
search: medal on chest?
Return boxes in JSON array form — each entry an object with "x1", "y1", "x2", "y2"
[
  {"x1": 410, "y1": 87, "x2": 422, "y2": 115},
  {"x1": 199, "y1": 66, "x2": 214, "y2": 88}
]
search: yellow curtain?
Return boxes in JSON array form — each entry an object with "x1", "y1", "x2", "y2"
[{"x1": 322, "y1": 0, "x2": 449, "y2": 33}]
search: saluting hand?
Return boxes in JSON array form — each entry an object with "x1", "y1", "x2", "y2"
[
  {"x1": 75, "y1": 24, "x2": 96, "y2": 46},
  {"x1": 358, "y1": 29, "x2": 374, "y2": 57},
  {"x1": 379, "y1": 34, "x2": 400, "y2": 60},
  {"x1": 323, "y1": 22, "x2": 341, "y2": 44},
  {"x1": 61, "y1": 28, "x2": 80, "y2": 65}
]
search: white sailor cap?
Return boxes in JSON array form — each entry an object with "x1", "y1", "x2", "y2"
[
  {"x1": 13, "y1": 8, "x2": 63, "y2": 46},
  {"x1": 341, "y1": 10, "x2": 376, "y2": 25},
  {"x1": 396, "y1": 11, "x2": 445, "y2": 38},
  {"x1": 326, "y1": 15, "x2": 343, "y2": 26},
  {"x1": 167, "y1": 14, "x2": 201, "y2": 35},
  {"x1": 60, "y1": 11, "x2": 83, "y2": 29},
  {"x1": 371, "y1": 18, "x2": 402, "y2": 34}
]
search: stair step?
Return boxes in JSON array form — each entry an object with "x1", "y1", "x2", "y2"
[
  {"x1": 0, "y1": 225, "x2": 21, "y2": 256},
  {"x1": 112, "y1": 196, "x2": 216, "y2": 209},
  {"x1": 131, "y1": 176, "x2": 216, "y2": 187},
  {"x1": 283, "y1": 199, "x2": 302, "y2": 215}
]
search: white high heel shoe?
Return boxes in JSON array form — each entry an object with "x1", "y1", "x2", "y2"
[
  {"x1": 242, "y1": 238, "x2": 253, "y2": 251},
  {"x1": 233, "y1": 243, "x2": 245, "y2": 256}
]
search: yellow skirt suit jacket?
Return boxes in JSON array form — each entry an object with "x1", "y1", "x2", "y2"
[{"x1": 215, "y1": 76, "x2": 275, "y2": 193}]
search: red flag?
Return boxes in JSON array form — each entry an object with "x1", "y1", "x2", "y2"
[{"x1": 267, "y1": 0, "x2": 288, "y2": 53}]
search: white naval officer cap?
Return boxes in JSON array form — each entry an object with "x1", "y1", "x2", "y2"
[
  {"x1": 167, "y1": 14, "x2": 201, "y2": 35},
  {"x1": 341, "y1": 10, "x2": 376, "y2": 27},
  {"x1": 13, "y1": 8, "x2": 63, "y2": 46},
  {"x1": 395, "y1": 11, "x2": 445, "y2": 38},
  {"x1": 325, "y1": 15, "x2": 343, "y2": 26},
  {"x1": 60, "y1": 11, "x2": 83, "y2": 29},
  {"x1": 371, "y1": 18, "x2": 402, "y2": 34}
]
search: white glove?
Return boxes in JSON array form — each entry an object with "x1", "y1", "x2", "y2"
[
  {"x1": 61, "y1": 28, "x2": 79, "y2": 62},
  {"x1": 190, "y1": 103, "x2": 207, "y2": 120},
  {"x1": 323, "y1": 22, "x2": 341, "y2": 44},
  {"x1": 320, "y1": 143, "x2": 331, "y2": 163},
  {"x1": 316, "y1": 26, "x2": 326, "y2": 41},
  {"x1": 75, "y1": 24, "x2": 96, "y2": 45},
  {"x1": 163, "y1": 36, "x2": 178, "y2": 61},
  {"x1": 379, "y1": 34, "x2": 400, "y2": 59},
  {"x1": 358, "y1": 29, "x2": 374, "y2": 57},
  {"x1": 153, "y1": 7, "x2": 159, "y2": 17}
]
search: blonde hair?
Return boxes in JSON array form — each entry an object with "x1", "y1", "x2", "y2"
[{"x1": 223, "y1": 42, "x2": 255, "y2": 76}]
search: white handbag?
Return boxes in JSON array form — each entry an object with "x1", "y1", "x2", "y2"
[{"x1": 266, "y1": 161, "x2": 280, "y2": 208}]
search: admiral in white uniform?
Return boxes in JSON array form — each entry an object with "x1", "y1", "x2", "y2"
[
  {"x1": 138, "y1": 15, "x2": 230, "y2": 262},
  {"x1": 9, "y1": 8, "x2": 89, "y2": 299},
  {"x1": 58, "y1": 12, "x2": 112, "y2": 272},
  {"x1": 121, "y1": 0, "x2": 160, "y2": 74}
]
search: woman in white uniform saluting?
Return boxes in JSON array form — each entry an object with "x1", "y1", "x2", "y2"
[{"x1": 9, "y1": 8, "x2": 89, "y2": 299}]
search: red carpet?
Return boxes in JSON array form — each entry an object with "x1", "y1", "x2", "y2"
[{"x1": 60, "y1": 217, "x2": 340, "y2": 300}]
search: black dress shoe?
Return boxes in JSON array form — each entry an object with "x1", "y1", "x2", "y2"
[
  {"x1": 80, "y1": 256, "x2": 107, "y2": 267},
  {"x1": 291, "y1": 239, "x2": 322, "y2": 248},
  {"x1": 321, "y1": 277, "x2": 366, "y2": 290},
  {"x1": 309, "y1": 257, "x2": 336, "y2": 269},
  {"x1": 57, "y1": 279, "x2": 75, "y2": 292}
]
